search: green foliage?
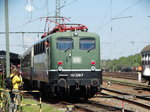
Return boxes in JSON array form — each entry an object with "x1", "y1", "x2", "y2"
[
  {"x1": 101, "y1": 54, "x2": 141, "y2": 71},
  {"x1": 0, "y1": 75, "x2": 2, "y2": 87},
  {"x1": 21, "y1": 98, "x2": 64, "y2": 112}
]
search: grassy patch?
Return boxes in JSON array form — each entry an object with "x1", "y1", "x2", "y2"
[
  {"x1": 0, "y1": 88, "x2": 65, "y2": 112},
  {"x1": 21, "y1": 98, "x2": 65, "y2": 112}
]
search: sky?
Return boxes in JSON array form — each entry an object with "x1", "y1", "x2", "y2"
[{"x1": 0, "y1": 0, "x2": 150, "y2": 60}]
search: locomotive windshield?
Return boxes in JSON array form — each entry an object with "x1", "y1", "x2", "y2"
[
  {"x1": 57, "y1": 38, "x2": 73, "y2": 50},
  {"x1": 142, "y1": 54, "x2": 150, "y2": 65},
  {"x1": 80, "y1": 38, "x2": 95, "y2": 50}
]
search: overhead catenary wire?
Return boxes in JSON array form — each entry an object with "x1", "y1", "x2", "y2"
[
  {"x1": 11, "y1": 2, "x2": 25, "y2": 22},
  {"x1": 98, "y1": 0, "x2": 114, "y2": 59},
  {"x1": 115, "y1": 0, "x2": 143, "y2": 18},
  {"x1": 96, "y1": 0, "x2": 144, "y2": 59},
  {"x1": 99, "y1": 0, "x2": 144, "y2": 59},
  {"x1": 57, "y1": 0, "x2": 78, "y2": 10},
  {"x1": 32, "y1": 0, "x2": 47, "y2": 10},
  {"x1": 96, "y1": 0, "x2": 143, "y2": 32},
  {"x1": 116, "y1": 23, "x2": 150, "y2": 42},
  {"x1": 95, "y1": 0, "x2": 112, "y2": 32},
  {"x1": 10, "y1": 0, "x2": 78, "y2": 31}
]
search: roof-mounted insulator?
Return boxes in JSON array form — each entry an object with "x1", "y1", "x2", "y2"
[
  {"x1": 41, "y1": 24, "x2": 88, "y2": 38},
  {"x1": 50, "y1": 24, "x2": 88, "y2": 34}
]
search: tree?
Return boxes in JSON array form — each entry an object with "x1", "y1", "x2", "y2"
[{"x1": 101, "y1": 54, "x2": 141, "y2": 71}]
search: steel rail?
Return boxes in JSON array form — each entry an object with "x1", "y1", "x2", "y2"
[
  {"x1": 103, "y1": 78, "x2": 150, "y2": 89},
  {"x1": 61, "y1": 100, "x2": 134, "y2": 112},
  {"x1": 99, "y1": 88, "x2": 150, "y2": 109},
  {"x1": 103, "y1": 72, "x2": 138, "y2": 80},
  {"x1": 60, "y1": 101, "x2": 95, "y2": 112},
  {"x1": 87, "y1": 100, "x2": 134, "y2": 112},
  {"x1": 102, "y1": 87, "x2": 150, "y2": 101}
]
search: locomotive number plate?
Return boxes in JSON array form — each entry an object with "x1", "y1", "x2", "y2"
[
  {"x1": 72, "y1": 57, "x2": 81, "y2": 63},
  {"x1": 70, "y1": 73, "x2": 84, "y2": 77}
]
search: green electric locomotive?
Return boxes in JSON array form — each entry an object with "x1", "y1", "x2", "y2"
[{"x1": 21, "y1": 24, "x2": 102, "y2": 99}]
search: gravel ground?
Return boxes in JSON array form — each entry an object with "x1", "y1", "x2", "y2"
[
  {"x1": 44, "y1": 76, "x2": 150, "y2": 112},
  {"x1": 90, "y1": 77, "x2": 150, "y2": 112}
]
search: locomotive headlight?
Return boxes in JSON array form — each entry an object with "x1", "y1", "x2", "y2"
[
  {"x1": 73, "y1": 32, "x2": 78, "y2": 37},
  {"x1": 58, "y1": 66, "x2": 63, "y2": 72},
  {"x1": 91, "y1": 66, "x2": 96, "y2": 71}
]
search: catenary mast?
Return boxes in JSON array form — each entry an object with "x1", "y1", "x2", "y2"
[
  {"x1": 55, "y1": 0, "x2": 60, "y2": 25},
  {"x1": 4, "y1": 0, "x2": 10, "y2": 78}
]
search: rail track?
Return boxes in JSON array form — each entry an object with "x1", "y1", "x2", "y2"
[
  {"x1": 103, "y1": 72, "x2": 138, "y2": 80},
  {"x1": 101, "y1": 87, "x2": 150, "y2": 101},
  {"x1": 2, "y1": 88, "x2": 148, "y2": 112},
  {"x1": 103, "y1": 77, "x2": 150, "y2": 91},
  {"x1": 60, "y1": 99, "x2": 134, "y2": 112},
  {"x1": 20, "y1": 90, "x2": 134, "y2": 112},
  {"x1": 18, "y1": 84, "x2": 150, "y2": 112},
  {"x1": 97, "y1": 87, "x2": 150, "y2": 110}
]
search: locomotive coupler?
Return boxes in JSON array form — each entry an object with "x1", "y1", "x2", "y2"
[
  {"x1": 51, "y1": 85, "x2": 55, "y2": 93},
  {"x1": 85, "y1": 85, "x2": 90, "y2": 95},
  {"x1": 67, "y1": 86, "x2": 70, "y2": 95},
  {"x1": 75, "y1": 81, "x2": 80, "y2": 90},
  {"x1": 85, "y1": 85, "x2": 88, "y2": 95}
]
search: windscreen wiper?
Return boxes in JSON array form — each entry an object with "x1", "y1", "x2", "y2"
[
  {"x1": 65, "y1": 48, "x2": 71, "y2": 52},
  {"x1": 87, "y1": 45, "x2": 94, "y2": 52}
]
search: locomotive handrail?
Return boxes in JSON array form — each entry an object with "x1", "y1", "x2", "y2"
[{"x1": 0, "y1": 89, "x2": 42, "y2": 112}]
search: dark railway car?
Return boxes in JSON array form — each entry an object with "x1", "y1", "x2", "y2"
[
  {"x1": 141, "y1": 45, "x2": 150, "y2": 85},
  {"x1": 0, "y1": 50, "x2": 20, "y2": 73},
  {"x1": 21, "y1": 24, "x2": 102, "y2": 98},
  {"x1": 121, "y1": 67, "x2": 132, "y2": 72}
]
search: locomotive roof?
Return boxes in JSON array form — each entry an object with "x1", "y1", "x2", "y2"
[
  {"x1": 50, "y1": 31, "x2": 99, "y2": 38},
  {"x1": 141, "y1": 45, "x2": 150, "y2": 54},
  {"x1": 39, "y1": 31, "x2": 99, "y2": 42}
]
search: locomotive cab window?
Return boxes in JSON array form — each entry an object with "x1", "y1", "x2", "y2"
[
  {"x1": 57, "y1": 38, "x2": 73, "y2": 50},
  {"x1": 149, "y1": 54, "x2": 150, "y2": 64},
  {"x1": 80, "y1": 38, "x2": 96, "y2": 50}
]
